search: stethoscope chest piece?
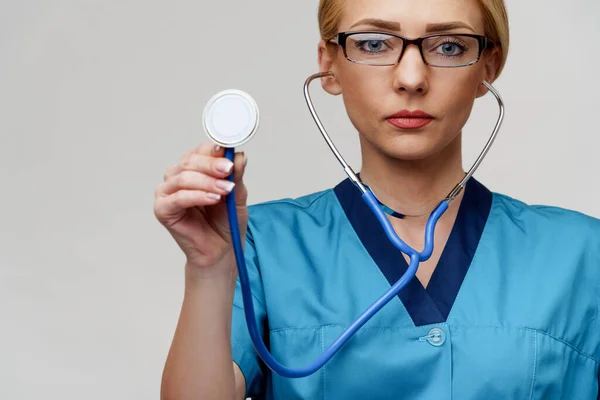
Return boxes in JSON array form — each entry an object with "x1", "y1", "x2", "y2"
[{"x1": 203, "y1": 89, "x2": 260, "y2": 147}]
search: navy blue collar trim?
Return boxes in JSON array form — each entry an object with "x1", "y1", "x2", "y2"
[{"x1": 333, "y1": 177, "x2": 493, "y2": 327}]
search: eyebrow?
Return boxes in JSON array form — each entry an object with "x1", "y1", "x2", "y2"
[
  {"x1": 425, "y1": 22, "x2": 475, "y2": 33},
  {"x1": 350, "y1": 18, "x2": 400, "y2": 31},
  {"x1": 349, "y1": 18, "x2": 476, "y2": 33}
]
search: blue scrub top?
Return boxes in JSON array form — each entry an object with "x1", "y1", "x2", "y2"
[{"x1": 231, "y1": 177, "x2": 600, "y2": 399}]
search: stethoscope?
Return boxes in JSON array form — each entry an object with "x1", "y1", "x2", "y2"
[{"x1": 202, "y1": 71, "x2": 505, "y2": 378}]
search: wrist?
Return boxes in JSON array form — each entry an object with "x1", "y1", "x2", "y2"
[{"x1": 184, "y1": 256, "x2": 237, "y2": 287}]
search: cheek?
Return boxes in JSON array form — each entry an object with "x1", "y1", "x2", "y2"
[
  {"x1": 437, "y1": 71, "x2": 482, "y2": 129},
  {"x1": 341, "y1": 70, "x2": 385, "y2": 103},
  {"x1": 338, "y1": 70, "x2": 390, "y2": 125}
]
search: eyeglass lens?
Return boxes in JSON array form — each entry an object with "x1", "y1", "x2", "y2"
[{"x1": 345, "y1": 33, "x2": 481, "y2": 67}]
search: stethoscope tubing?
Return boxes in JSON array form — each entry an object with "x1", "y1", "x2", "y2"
[
  {"x1": 222, "y1": 71, "x2": 504, "y2": 378},
  {"x1": 225, "y1": 147, "x2": 447, "y2": 378}
]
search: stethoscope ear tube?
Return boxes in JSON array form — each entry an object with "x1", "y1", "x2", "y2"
[{"x1": 303, "y1": 73, "x2": 505, "y2": 205}]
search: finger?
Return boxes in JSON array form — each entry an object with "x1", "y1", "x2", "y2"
[
  {"x1": 180, "y1": 149, "x2": 193, "y2": 162},
  {"x1": 190, "y1": 141, "x2": 226, "y2": 157},
  {"x1": 164, "y1": 143, "x2": 217, "y2": 182},
  {"x1": 165, "y1": 149, "x2": 233, "y2": 182},
  {"x1": 155, "y1": 190, "x2": 222, "y2": 220},
  {"x1": 232, "y1": 152, "x2": 248, "y2": 207},
  {"x1": 180, "y1": 154, "x2": 234, "y2": 178},
  {"x1": 165, "y1": 154, "x2": 234, "y2": 183},
  {"x1": 233, "y1": 152, "x2": 247, "y2": 184},
  {"x1": 164, "y1": 164, "x2": 180, "y2": 182},
  {"x1": 159, "y1": 171, "x2": 235, "y2": 196}
]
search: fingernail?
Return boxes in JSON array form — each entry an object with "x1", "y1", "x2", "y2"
[
  {"x1": 213, "y1": 145, "x2": 221, "y2": 153},
  {"x1": 215, "y1": 180, "x2": 235, "y2": 193},
  {"x1": 206, "y1": 193, "x2": 221, "y2": 200},
  {"x1": 243, "y1": 153, "x2": 248, "y2": 167},
  {"x1": 215, "y1": 159, "x2": 234, "y2": 173}
]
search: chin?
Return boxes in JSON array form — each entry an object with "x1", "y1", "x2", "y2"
[
  {"x1": 385, "y1": 149, "x2": 438, "y2": 161},
  {"x1": 376, "y1": 136, "x2": 446, "y2": 161}
]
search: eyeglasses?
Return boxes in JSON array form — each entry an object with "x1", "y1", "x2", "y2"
[{"x1": 329, "y1": 31, "x2": 495, "y2": 68}]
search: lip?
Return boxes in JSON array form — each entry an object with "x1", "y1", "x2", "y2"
[
  {"x1": 388, "y1": 110, "x2": 433, "y2": 119},
  {"x1": 386, "y1": 110, "x2": 434, "y2": 130}
]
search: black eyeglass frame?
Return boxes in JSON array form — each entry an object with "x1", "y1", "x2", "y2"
[{"x1": 329, "y1": 31, "x2": 495, "y2": 68}]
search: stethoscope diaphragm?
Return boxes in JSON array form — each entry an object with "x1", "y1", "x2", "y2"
[{"x1": 203, "y1": 89, "x2": 259, "y2": 147}]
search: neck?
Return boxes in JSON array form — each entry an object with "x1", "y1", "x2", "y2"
[{"x1": 359, "y1": 133, "x2": 466, "y2": 217}]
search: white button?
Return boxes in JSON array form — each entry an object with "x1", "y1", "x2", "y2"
[{"x1": 421, "y1": 327, "x2": 446, "y2": 347}]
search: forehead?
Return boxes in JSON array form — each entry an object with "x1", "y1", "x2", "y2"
[{"x1": 339, "y1": 0, "x2": 485, "y2": 35}]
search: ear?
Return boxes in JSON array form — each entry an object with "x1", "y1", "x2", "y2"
[
  {"x1": 476, "y1": 46, "x2": 501, "y2": 98},
  {"x1": 318, "y1": 40, "x2": 343, "y2": 96}
]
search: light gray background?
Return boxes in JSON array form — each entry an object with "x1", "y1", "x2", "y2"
[{"x1": 1, "y1": 0, "x2": 599, "y2": 399}]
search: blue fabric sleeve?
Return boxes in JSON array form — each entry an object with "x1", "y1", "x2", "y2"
[{"x1": 231, "y1": 223, "x2": 267, "y2": 398}]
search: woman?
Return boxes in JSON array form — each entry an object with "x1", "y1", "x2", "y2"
[{"x1": 155, "y1": 0, "x2": 600, "y2": 398}]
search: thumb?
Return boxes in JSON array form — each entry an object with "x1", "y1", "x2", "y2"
[{"x1": 232, "y1": 152, "x2": 248, "y2": 208}]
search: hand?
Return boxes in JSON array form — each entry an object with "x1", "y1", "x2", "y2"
[{"x1": 154, "y1": 142, "x2": 249, "y2": 273}]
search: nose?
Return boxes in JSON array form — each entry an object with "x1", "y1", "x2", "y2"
[{"x1": 393, "y1": 44, "x2": 429, "y2": 95}]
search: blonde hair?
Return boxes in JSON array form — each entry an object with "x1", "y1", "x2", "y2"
[{"x1": 318, "y1": 0, "x2": 510, "y2": 78}]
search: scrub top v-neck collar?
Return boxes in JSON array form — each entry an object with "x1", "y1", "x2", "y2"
[{"x1": 333, "y1": 176, "x2": 493, "y2": 327}]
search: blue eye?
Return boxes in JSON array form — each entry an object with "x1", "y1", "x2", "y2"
[
  {"x1": 437, "y1": 42, "x2": 466, "y2": 56},
  {"x1": 356, "y1": 39, "x2": 389, "y2": 53},
  {"x1": 366, "y1": 40, "x2": 384, "y2": 51}
]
